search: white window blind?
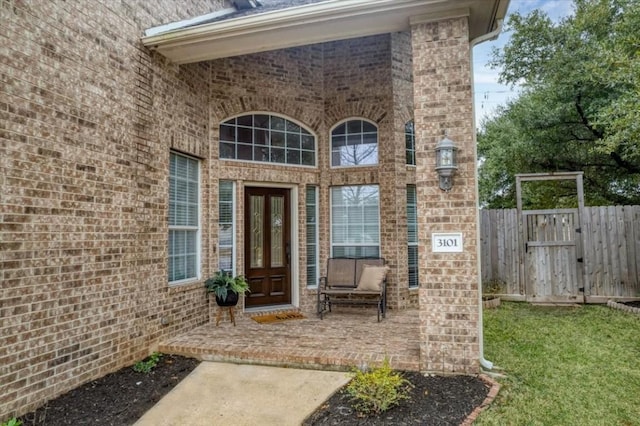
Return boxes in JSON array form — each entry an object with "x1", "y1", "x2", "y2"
[
  {"x1": 407, "y1": 185, "x2": 418, "y2": 288},
  {"x1": 331, "y1": 185, "x2": 379, "y2": 258},
  {"x1": 169, "y1": 152, "x2": 200, "y2": 283},
  {"x1": 218, "y1": 180, "x2": 235, "y2": 274},
  {"x1": 306, "y1": 186, "x2": 319, "y2": 286}
]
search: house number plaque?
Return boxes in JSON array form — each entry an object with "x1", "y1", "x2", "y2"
[{"x1": 432, "y1": 233, "x2": 463, "y2": 253}]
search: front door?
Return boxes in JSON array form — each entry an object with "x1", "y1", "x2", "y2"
[{"x1": 244, "y1": 187, "x2": 291, "y2": 307}]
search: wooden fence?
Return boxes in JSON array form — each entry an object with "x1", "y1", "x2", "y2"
[{"x1": 480, "y1": 205, "x2": 640, "y2": 302}]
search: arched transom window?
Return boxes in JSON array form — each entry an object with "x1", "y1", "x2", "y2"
[
  {"x1": 219, "y1": 114, "x2": 316, "y2": 166},
  {"x1": 331, "y1": 119, "x2": 378, "y2": 167}
]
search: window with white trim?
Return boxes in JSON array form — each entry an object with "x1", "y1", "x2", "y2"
[
  {"x1": 407, "y1": 185, "x2": 419, "y2": 288},
  {"x1": 219, "y1": 114, "x2": 316, "y2": 166},
  {"x1": 331, "y1": 119, "x2": 378, "y2": 167},
  {"x1": 218, "y1": 180, "x2": 235, "y2": 274},
  {"x1": 405, "y1": 120, "x2": 416, "y2": 166},
  {"x1": 168, "y1": 152, "x2": 200, "y2": 283},
  {"x1": 331, "y1": 185, "x2": 380, "y2": 258},
  {"x1": 306, "y1": 185, "x2": 319, "y2": 286}
]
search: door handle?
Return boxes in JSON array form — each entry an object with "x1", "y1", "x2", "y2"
[{"x1": 286, "y1": 243, "x2": 291, "y2": 265}]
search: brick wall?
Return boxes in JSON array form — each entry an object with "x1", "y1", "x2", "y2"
[
  {"x1": 411, "y1": 17, "x2": 481, "y2": 373},
  {"x1": 1, "y1": 0, "x2": 482, "y2": 418},
  {"x1": 323, "y1": 34, "x2": 400, "y2": 306},
  {"x1": 0, "y1": 0, "x2": 225, "y2": 418},
  {"x1": 390, "y1": 31, "x2": 418, "y2": 308},
  {"x1": 208, "y1": 34, "x2": 417, "y2": 313},
  {"x1": 208, "y1": 45, "x2": 325, "y2": 313}
]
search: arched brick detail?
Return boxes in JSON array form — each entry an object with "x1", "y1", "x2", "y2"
[
  {"x1": 398, "y1": 106, "x2": 414, "y2": 128},
  {"x1": 324, "y1": 104, "x2": 390, "y2": 129}
]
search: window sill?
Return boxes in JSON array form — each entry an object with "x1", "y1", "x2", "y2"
[{"x1": 168, "y1": 278, "x2": 202, "y2": 290}]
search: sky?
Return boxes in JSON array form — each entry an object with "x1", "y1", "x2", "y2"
[{"x1": 472, "y1": 0, "x2": 576, "y2": 127}]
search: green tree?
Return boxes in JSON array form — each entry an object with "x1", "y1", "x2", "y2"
[{"x1": 479, "y1": 0, "x2": 640, "y2": 208}]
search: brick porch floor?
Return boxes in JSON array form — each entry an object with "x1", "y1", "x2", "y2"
[{"x1": 159, "y1": 307, "x2": 421, "y2": 371}]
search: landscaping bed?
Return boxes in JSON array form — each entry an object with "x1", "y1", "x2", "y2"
[
  {"x1": 607, "y1": 299, "x2": 640, "y2": 315},
  {"x1": 14, "y1": 354, "x2": 495, "y2": 426},
  {"x1": 18, "y1": 354, "x2": 199, "y2": 426},
  {"x1": 305, "y1": 372, "x2": 494, "y2": 425}
]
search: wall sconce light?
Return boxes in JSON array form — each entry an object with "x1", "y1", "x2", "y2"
[{"x1": 435, "y1": 132, "x2": 458, "y2": 191}]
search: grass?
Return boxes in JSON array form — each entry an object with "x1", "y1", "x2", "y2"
[{"x1": 477, "y1": 302, "x2": 640, "y2": 425}]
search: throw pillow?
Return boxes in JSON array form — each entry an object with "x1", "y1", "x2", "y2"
[{"x1": 356, "y1": 265, "x2": 388, "y2": 292}]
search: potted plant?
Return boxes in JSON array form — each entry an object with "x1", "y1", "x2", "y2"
[{"x1": 205, "y1": 270, "x2": 250, "y2": 306}]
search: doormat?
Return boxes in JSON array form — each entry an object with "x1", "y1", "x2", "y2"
[{"x1": 251, "y1": 312, "x2": 306, "y2": 324}]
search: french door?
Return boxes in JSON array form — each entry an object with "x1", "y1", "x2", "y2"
[{"x1": 244, "y1": 187, "x2": 291, "y2": 307}]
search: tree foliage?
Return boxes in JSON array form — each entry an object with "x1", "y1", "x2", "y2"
[{"x1": 479, "y1": 0, "x2": 640, "y2": 208}]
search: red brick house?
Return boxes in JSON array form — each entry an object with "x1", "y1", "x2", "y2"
[{"x1": 1, "y1": 0, "x2": 508, "y2": 418}]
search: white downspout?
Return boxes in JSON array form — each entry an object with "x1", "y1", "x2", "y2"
[{"x1": 470, "y1": 18, "x2": 505, "y2": 371}]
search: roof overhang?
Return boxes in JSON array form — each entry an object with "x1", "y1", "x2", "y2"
[{"x1": 142, "y1": 0, "x2": 510, "y2": 64}]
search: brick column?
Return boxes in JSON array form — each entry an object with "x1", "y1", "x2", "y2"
[{"x1": 411, "y1": 16, "x2": 480, "y2": 373}]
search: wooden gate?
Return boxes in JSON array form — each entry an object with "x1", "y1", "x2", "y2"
[
  {"x1": 523, "y1": 209, "x2": 582, "y2": 302},
  {"x1": 516, "y1": 173, "x2": 586, "y2": 303}
]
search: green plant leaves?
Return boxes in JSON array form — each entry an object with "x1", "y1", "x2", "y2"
[{"x1": 346, "y1": 358, "x2": 413, "y2": 415}]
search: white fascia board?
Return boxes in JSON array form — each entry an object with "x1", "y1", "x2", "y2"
[
  {"x1": 141, "y1": 0, "x2": 508, "y2": 64},
  {"x1": 144, "y1": 0, "x2": 447, "y2": 41},
  {"x1": 141, "y1": 0, "x2": 450, "y2": 63}
]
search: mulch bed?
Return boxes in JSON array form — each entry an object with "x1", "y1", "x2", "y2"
[
  {"x1": 18, "y1": 354, "x2": 200, "y2": 426},
  {"x1": 17, "y1": 355, "x2": 493, "y2": 425},
  {"x1": 304, "y1": 372, "x2": 492, "y2": 426},
  {"x1": 622, "y1": 301, "x2": 640, "y2": 308}
]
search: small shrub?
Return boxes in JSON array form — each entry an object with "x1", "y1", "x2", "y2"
[
  {"x1": 483, "y1": 279, "x2": 506, "y2": 295},
  {"x1": 346, "y1": 358, "x2": 412, "y2": 415},
  {"x1": 133, "y1": 352, "x2": 163, "y2": 374},
  {"x1": 1, "y1": 418, "x2": 22, "y2": 426}
]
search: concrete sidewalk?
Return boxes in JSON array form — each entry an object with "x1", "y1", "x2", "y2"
[{"x1": 134, "y1": 362, "x2": 351, "y2": 426}]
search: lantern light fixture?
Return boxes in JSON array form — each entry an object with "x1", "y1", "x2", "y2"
[{"x1": 435, "y1": 132, "x2": 458, "y2": 192}]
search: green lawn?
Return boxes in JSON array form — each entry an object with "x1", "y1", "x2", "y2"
[{"x1": 477, "y1": 302, "x2": 640, "y2": 425}]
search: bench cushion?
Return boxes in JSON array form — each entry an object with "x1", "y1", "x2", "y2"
[
  {"x1": 356, "y1": 264, "x2": 389, "y2": 292},
  {"x1": 326, "y1": 258, "x2": 358, "y2": 288}
]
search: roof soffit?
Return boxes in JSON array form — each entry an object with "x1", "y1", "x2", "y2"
[{"x1": 142, "y1": 0, "x2": 509, "y2": 64}]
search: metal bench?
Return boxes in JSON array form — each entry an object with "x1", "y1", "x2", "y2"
[{"x1": 317, "y1": 257, "x2": 388, "y2": 322}]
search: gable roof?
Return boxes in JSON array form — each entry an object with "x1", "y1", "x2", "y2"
[{"x1": 142, "y1": 0, "x2": 510, "y2": 64}]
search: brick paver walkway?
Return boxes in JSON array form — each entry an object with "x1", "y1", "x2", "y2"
[{"x1": 160, "y1": 307, "x2": 421, "y2": 371}]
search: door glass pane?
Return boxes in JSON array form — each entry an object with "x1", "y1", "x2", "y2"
[
  {"x1": 250, "y1": 195, "x2": 264, "y2": 268},
  {"x1": 271, "y1": 196, "x2": 284, "y2": 267}
]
